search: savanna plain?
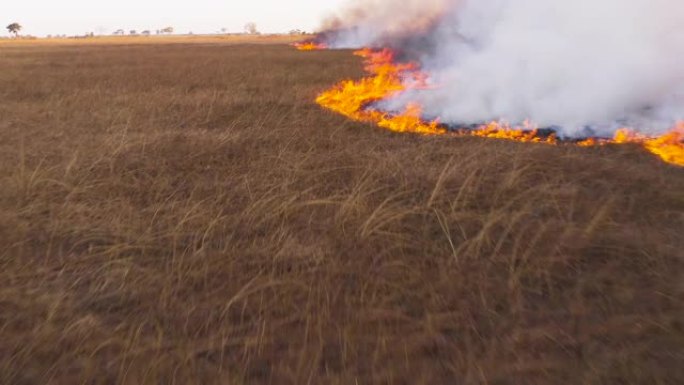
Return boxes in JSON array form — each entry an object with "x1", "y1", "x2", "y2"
[{"x1": 0, "y1": 37, "x2": 683, "y2": 384}]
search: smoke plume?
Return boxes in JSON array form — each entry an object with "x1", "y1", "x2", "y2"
[{"x1": 321, "y1": 0, "x2": 684, "y2": 137}]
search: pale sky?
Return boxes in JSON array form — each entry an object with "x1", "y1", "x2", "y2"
[{"x1": 1, "y1": 1, "x2": 347, "y2": 37}]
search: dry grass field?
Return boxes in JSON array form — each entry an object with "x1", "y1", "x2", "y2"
[
  {"x1": 0, "y1": 34, "x2": 302, "y2": 47},
  {"x1": 0, "y1": 38, "x2": 683, "y2": 384}
]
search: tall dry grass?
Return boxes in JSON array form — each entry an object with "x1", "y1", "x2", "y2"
[{"x1": 0, "y1": 40, "x2": 682, "y2": 384}]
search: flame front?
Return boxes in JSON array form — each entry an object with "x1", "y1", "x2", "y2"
[
  {"x1": 314, "y1": 48, "x2": 684, "y2": 167},
  {"x1": 642, "y1": 125, "x2": 684, "y2": 166},
  {"x1": 294, "y1": 41, "x2": 328, "y2": 51},
  {"x1": 316, "y1": 49, "x2": 444, "y2": 135},
  {"x1": 578, "y1": 125, "x2": 684, "y2": 166}
]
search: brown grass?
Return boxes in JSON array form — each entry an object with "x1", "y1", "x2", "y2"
[
  {"x1": 0, "y1": 39, "x2": 682, "y2": 385},
  {"x1": 0, "y1": 34, "x2": 302, "y2": 47}
]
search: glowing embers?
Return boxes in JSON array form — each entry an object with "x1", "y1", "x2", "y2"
[{"x1": 313, "y1": 48, "x2": 684, "y2": 166}]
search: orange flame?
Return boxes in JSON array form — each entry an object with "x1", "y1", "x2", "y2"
[
  {"x1": 313, "y1": 48, "x2": 684, "y2": 167},
  {"x1": 642, "y1": 125, "x2": 684, "y2": 166},
  {"x1": 316, "y1": 49, "x2": 444, "y2": 135},
  {"x1": 578, "y1": 125, "x2": 684, "y2": 166},
  {"x1": 294, "y1": 41, "x2": 328, "y2": 51},
  {"x1": 464, "y1": 120, "x2": 557, "y2": 144}
]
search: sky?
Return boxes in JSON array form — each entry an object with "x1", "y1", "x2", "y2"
[{"x1": 1, "y1": 0, "x2": 347, "y2": 36}]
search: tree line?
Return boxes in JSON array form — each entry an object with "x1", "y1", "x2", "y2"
[{"x1": 5, "y1": 21, "x2": 309, "y2": 39}]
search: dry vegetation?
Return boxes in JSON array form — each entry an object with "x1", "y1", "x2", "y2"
[
  {"x1": 0, "y1": 40, "x2": 682, "y2": 385},
  {"x1": 0, "y1": 34, "x2": 302, "y2": 47}
]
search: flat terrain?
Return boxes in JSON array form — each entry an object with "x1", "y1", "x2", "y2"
[
  {"x1": 0, "y1": 39, "x2": 682, "y2": 384},
  {"x1": 0, "y1": 34, "x2": 302, "y2": 47}
]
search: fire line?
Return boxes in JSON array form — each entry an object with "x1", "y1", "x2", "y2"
[{"x1": 297, "y1": 44, "x2": 684, "y2": 167}]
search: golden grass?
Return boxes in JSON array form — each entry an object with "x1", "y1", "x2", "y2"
[
  {"x1": 0, "y1": 34, "x2": 302, "y2": 47},
  {"x1": 0, "y1": 39, "x2": 682, "y2": 384}
]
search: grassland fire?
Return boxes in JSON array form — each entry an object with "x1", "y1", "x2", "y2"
[{"x1": 0, "y1": 36, "x2": 682, "y2": 384}]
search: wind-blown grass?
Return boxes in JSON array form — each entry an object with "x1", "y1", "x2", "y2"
[{"x1": 0, "y1": 39, "x2": 682, "y2": 384}]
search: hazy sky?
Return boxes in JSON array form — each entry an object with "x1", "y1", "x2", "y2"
[{"x1": 1, "y1": 1, "x2": 347, "y2": 36}]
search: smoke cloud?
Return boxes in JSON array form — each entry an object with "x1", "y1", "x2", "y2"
[{"x1": 321, "y1": 0, "x2": 684, "y2": 137}]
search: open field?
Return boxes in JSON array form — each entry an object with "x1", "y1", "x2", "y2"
[
  {"x1": 0, "y1": 34, "x2": 303, "y2": 47},
  {"x1": 0, "y1": 39, "x2": 683, "y2": 384}
]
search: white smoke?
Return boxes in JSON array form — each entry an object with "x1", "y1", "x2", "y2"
[
  {"x1": 320, "y1": 0, "x2": 452, "y2": 48},
  {"x1": 323, "y1": 0, "x2": 684, "y2": 137}
]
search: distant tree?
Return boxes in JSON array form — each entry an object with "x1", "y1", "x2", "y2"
[
  {"x1": 7, "y1": 23, "x2": 22, "y2": 37},
  {"x1": 141, "y1": 30, "x2": 151, "y2": 36},
  {"x1": 160, "y1": 26, "x2": 174, "y2": 34},
  {"x1": 244, "y1": 22, "x2": 258, "y2": 35},
  {"x1": 129, "y1": 30, "x2": 137, "y2": 35},
  {"x1": 220, "y1": 27, "x2": 227, "y2": 34},
  {"x1": 113, "y1": 29, "x2": 125, "y2": 36}
]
